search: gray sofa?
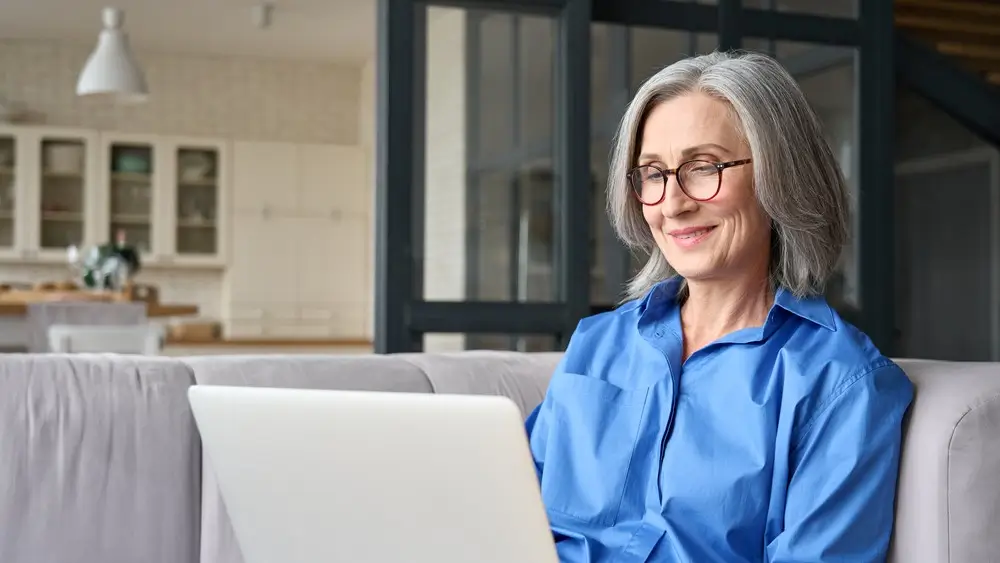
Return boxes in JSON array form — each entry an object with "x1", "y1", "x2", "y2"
[{"x1": 0, "y1": 353, "x2": 997, "y2": 563}]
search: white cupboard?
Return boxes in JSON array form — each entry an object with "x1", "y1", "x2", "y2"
[
  {"x1": 97, "y1": 133, "x2": 228, "y2": 267},
  {"x1": 226, "y1": 141, "x2": 369, "y2": 339},
  {"x1": 0, "y1": 126, "x2": 101, "y2": 262},
  {"x1": 0, "y1": 125, "x2": 370, "y2": 340},
  {"x1": 0, "y1": 125, "x2": 228, "y2": 267}
]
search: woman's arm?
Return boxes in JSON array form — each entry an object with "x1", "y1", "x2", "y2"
[{"x1": 766, "y1": 363, "x2": 913, "y2": 562}]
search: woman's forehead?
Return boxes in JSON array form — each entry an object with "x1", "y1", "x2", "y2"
[{"x1": 639, "y1": 94, "x2": 743, "y2": 156}]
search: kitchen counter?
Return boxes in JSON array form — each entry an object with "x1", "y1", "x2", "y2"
[{"x1": 0, "y1": 301, "x2": 199, "y2": 317}]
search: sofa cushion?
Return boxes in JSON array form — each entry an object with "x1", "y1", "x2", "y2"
[
  {"x1": 0, "y1": 354, "x2": 200, "y2": 563},
  {"x1": 399, "y1": 351, "x2": 561, "y2": 418}
]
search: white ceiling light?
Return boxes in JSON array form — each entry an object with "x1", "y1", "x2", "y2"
[{"x1": 76, "y1": 7, "x2": 148, "y2": 103}]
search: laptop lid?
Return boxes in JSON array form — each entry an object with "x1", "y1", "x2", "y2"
[{"x1": 188, "y1": 385, "x2": 558, "y2": 563}]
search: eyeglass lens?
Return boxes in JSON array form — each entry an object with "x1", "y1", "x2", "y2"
[{"x1": 630, "y1": 160, "x2": 720, "y2": 203}]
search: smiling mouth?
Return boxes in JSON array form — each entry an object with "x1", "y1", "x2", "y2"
[{"x1": 670, "y1": 226, "x2": 716, "y2": 240}]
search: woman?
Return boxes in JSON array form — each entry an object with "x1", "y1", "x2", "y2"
[{"x1": 526, "y1": 51, "x2": 913, "y2": 563}]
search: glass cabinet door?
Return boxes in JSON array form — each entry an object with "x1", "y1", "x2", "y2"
[
  {"x1": 0, "y1": 135, "x2": 16, "y2": 250},
  {"x1": 39, "y1": 137, "x2": 87, "y2": 250},
  {"x1": 108, "y1": 142, "x2": 154, "y2": 253},
  {"x1": 175, "y1": 146, "x2": 219, "y2": 255}
]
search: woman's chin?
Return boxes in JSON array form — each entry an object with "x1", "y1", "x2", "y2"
[{"x1": 664, "y1": 253, "x2": 719, "y2": 281}]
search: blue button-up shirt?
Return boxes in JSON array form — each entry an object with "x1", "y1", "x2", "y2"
[{"x1": 526, "y1": 278, "x2": 913, "y2": 562}]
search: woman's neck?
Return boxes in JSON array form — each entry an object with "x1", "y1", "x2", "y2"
[{"x1": 679, "y1": 275, "x2": 774, "y2": 360}]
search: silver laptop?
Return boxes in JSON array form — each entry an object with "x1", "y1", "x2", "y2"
[{"x1": 188, "y1": 385, "x2": 559, "y2": 563}]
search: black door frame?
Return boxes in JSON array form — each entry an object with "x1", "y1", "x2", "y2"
[{"x1": 375, "y1": 0, "x2": 898, "y2": 354}]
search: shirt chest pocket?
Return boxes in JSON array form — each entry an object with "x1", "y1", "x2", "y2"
[{"x1": 540, "y1": 372, "x2": 649, "y2": 527}]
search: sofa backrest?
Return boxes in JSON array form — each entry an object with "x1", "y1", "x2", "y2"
[
  {"x1": 890, "y1": 359, "x2": 1000, "y2": 562},
  {"x1": 0, "y1": 352, "x2": 998, "y2": 563},
  {"x1": 0, "y1": 354, "x2": 201, "y2": 563}
]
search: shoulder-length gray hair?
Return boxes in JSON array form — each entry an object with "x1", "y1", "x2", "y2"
[{"x1": 607, "y1": 50, "x2": 850, "y2": 302}]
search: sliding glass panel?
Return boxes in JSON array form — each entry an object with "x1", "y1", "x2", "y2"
[
  {"x1": 895, "y1": 87, "x2": 999, "y2": 361},
  {"x1": 423, "y1": 7, "x2": 559, "y2": 304}
]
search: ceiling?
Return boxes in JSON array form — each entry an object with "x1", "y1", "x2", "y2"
[{"x1": 0, "y1": 0, "x2": 377, "y2": 63}]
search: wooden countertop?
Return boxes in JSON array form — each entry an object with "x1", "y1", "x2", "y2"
[
  {"x1": 164, "y1": 337, "x2": 372, "y2": 348},
  {"x1": 0, "y1": 300, "x2": 198, "y2": 317}
]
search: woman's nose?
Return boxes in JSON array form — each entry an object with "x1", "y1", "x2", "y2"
[{"x1": 659, "y1": 175, "x2": 697, "y2": 218}]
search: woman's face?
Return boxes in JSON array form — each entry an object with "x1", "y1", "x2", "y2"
[{"x1": 636, "y1": 92, "x2": 771, "y2": 285}]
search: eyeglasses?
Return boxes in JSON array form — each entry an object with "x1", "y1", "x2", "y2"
[{"x1": 627, "y1": 158, "x2": 752, "y2": 205}]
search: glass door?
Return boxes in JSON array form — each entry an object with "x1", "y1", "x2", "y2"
[{"x1": 374, "y1": 0, "x2": 593, "y2": 353}]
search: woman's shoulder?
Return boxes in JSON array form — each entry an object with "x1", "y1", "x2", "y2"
[
  {"x1": 778, "y1": 305, "x2": 912, "y2": 434},
  {"x1": 780, "y1": 303, "x2": 898, "y2": 377}
]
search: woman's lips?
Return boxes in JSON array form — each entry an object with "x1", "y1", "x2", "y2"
[{"x1": 668, "y1": 226, "x2": 716, "y2": 248}]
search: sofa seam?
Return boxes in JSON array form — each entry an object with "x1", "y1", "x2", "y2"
[
  {"x1": 946, "y1": 390, "x2": 1000, "y2": 563},
  {"x1": 399, "y1": 357, "x2": 437, "y2": 393}
]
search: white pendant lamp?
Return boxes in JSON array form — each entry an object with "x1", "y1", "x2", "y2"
[{"x1": 76, "y1": 7, "x2": 148, "y2": 103}]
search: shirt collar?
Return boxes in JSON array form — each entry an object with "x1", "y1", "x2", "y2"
[
  {"x1": 629, "y1": 277, "x2": 837, "y2": 332},
  {"x1": 773, "y1": 286, "x2": 837, "y2": 332}
]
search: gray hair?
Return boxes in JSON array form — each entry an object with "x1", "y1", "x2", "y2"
[{"x1": 607, "y1": 50, "x2": 850, "y2": 302}]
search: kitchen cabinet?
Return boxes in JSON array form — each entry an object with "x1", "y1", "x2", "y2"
[
  {"x1": 0, "y1": 125, "x2": 228, "y2": 268},
  {"x1": 98, "y1": 133, "x2": 228, "y2": 267},
  {"x1": 0, "y1": 125, "x2": 101, "y2": 262},
  {"x1": 232, "y1": 141, "x2": 298, "y2": 213},
  {"x1": 226, "y1": 140, "x2": 369, "y2": 338}
]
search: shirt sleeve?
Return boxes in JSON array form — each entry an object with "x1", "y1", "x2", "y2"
[{"x1": 766, "y1": 362, "x2": 914, "y2": 563}]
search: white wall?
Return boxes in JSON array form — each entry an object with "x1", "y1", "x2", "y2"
[
  {"x1": 0, "y1": 38, "x2": 369, "y2": 331},
  {"x1": 0, "y1": 39, "x2": 361, "y2": 144}
]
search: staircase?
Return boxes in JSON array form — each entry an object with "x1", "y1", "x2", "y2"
[{"x1": 896, "y1": 0, "x2": 1000, "y2": 85}]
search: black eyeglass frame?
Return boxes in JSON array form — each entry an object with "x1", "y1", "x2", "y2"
[{"x1": 627, "y1": 158, "x2": 753, "y2": 205}]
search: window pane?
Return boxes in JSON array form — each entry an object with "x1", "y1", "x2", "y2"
[
  {"x1": 630, "y1": 29, "x2": 715, "y2": 92},
  {"x1": 895, "y1": 88, "x2": 998, "y2": 361},
  {"x1": 422, "y1": 8, "x2": 557, "y2": 303}
]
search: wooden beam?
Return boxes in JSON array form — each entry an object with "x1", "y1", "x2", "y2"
[
  {"x1": 895, "y1": 0, "x2": 1000, "y2": 19},
  {"x1": 937, "y1": 41, "x2": 1000, "y2": 61},
  {"x1": 895, "y1": 15, "x2": 1000, "y2": 37}
]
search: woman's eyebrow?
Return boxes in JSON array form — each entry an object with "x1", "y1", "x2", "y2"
[
  {"x1": 638, "y1": 144, "x2": 731, "y2": 164},
  {"x1": 680, "y1": 143, "x2": 730, "y2": 158}
]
